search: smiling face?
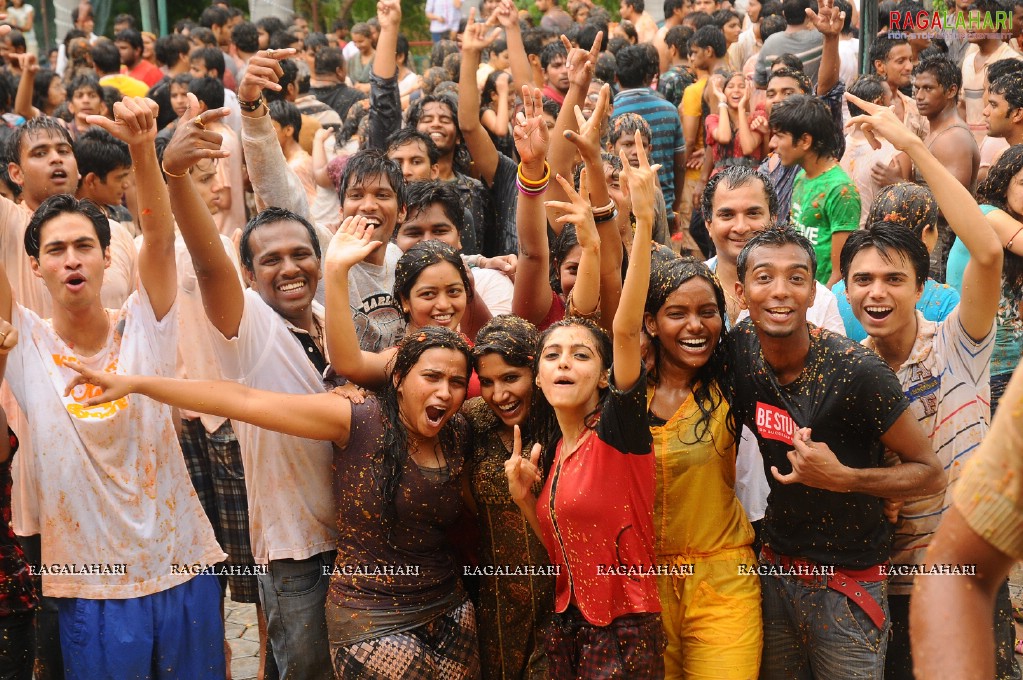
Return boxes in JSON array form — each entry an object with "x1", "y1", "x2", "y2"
[
  {"x1": 401, "y1": 260, "x2": 466, "y2": 331},
  {"x1": 396, "y1": 203, "x2": 461, "y2": 252},
  {"x1": 243, "y1": 220, "x2": 321, "y2": 323},
  {"x1": 11, "y1": 130, "x2": 79, "y2": 209},
  {"x1": 477, "y1": 353, "x2": 533, "y2": 428},
  {"x1": 737, "y1": 243, "x2": 816, "y2": 337},
  {"x1": 341, "y1": 173, "x2": 404, "y2": 244},
  {"x1": 876, "y1": 44, "x2": 913, "y2": 89},
  {"x1": 397, "y1": 347, "x2": 470, "y2": 438},
  {"x1": 708, "y1": 179, "x2": 773, "y2": 264},
  {"x1": 537, "y1": 324, "x2": 608, "y2": 411},
  {"x1": 31, "y1": 212, "x2": 110, "y2": 311},
  {"x1": 416, "y1": 102, "x2": 458, "y2": 155},
  {"x1": 723, "y1": 73, "x2": 745, "y2": 107},
  {"x1": 645, "y1": 277, "x2": 723, "y2": 373},
  {"x1": 845, "y1": 246, "x2": 923, "y2": 339}
]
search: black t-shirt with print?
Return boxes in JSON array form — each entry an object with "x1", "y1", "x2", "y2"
[{"x1": 728, "y1": 321, "x2": 910, "y2": 568}]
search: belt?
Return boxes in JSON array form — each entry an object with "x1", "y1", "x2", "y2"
[{"x1": 760, "y1": 545, "x2": 888, "y2": 631}]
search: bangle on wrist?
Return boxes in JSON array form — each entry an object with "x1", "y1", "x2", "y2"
[
  {"x1": 593, "y1": 208, "x2": 618, "y2": 224},
  {"x1": 161, "y1": 160, "x2": 187, "y2": 179},
  {"x1": 590, "y1": 198, "x2": 616, "y2": 218},
  {"x1": 238, "y1": 94, "x2": 267, "y2": 113},
  {"x1": 517, "y1": 161, "x2": 550, "y2": 188}
]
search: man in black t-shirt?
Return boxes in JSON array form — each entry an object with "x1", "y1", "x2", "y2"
[{"x1": 727, "y1": 227, "x2": 944, "y2": 680}]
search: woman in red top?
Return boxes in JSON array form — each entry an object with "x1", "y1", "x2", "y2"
[
  {"x1": 705, "y1": 72, "x2": 764, "y2": 176},
  {"x1": 506, "y1": 134, "x2": 664, "y2": 678}
]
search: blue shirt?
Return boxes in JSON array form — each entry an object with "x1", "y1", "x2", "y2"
[{"x1": 613, "y1": 88, "x2": 685, "y2": 211}]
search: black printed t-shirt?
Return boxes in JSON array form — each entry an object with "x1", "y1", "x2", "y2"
[{"x1": 728, "y1": 322, "x2": 910, "y2": 568}]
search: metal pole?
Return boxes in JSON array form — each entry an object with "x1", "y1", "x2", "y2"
[{"x1": 860, "y1": 0, "x2": 878, "y2": 75}]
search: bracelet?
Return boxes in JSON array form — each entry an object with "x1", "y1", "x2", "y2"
[
  {"x1": 517, "y1": 161, "x2": 550, "y2": 189},
  {"x1": 516, "y1": 175, "x2": 549, "y2": 196},
  {"x1": 590, "y1": 198, "x2": 616, "y2": 217},
  {"x1": 161, "y1": 160, "x2": 187, "y2": 179},
  {"x1": 238, "y1": 94, "x2": 266, "y2": 113},
  {"x1": 593, "y1": 208, "x2": 619, "y2": 224},
  {"x1": 1006, "y1": 225, "x2": 1023, "y2": 250}
]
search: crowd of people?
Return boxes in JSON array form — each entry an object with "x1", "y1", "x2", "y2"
[{"x1": 0, "y1": 0, "x2": 1018, "y2": 678}]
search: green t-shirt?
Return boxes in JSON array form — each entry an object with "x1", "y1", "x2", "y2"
[{"x1": 789, "y1": 164, "x2": 861, "y2": 284}]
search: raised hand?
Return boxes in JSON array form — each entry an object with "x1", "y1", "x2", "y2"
[
  {"x1": 504, "y1": 425, "x2": 542, "y2": 503},
  {"x1": 807, "y1": 0, "x2": 845, "y2": 38},
  {"x1": 563, "y1": 31, "x2": 602, "y2": 89},
  {"x1": 545, "y1": 170, "x2": 599, "y2": 248},
  {"x1": 513, "y1": 85, "x2": 550, "y2": 167},
  {"x1": 620, "y1": 130, "x2": 661, "y2": 225},
  {"x1": 14, "y1": 52, "x2": 37, "y2": 75},
  {"x1": 325, "y1": 215, "x2": 382, "y2": 271},
  {"x1": 564, "y1": 83, "x2": 610, "y2": 160},
  {"x1": 376, "y1": 0, "x2": 401, "y2": 30},
  {"x1": 493, "y1": 0, "x2": 519, "y2": 29},
  {"x1": 846, "y1": 92, "x2": 921, "y2": 151},
  {"x1": 462, "y1": 7, "x2": 502, "y2": 53},
  {"x1": 63, "y1": 361, "x2": 132, "y2": 407},
  {"x1": 86, "y1": 96, "x2": 159, "y2": 147},
  {"x1": 238, "y1": 48, "x2": 296, "y2": 104},
  {"x1": 162, "y1": 93, "x2": 231, "y2": 176}
]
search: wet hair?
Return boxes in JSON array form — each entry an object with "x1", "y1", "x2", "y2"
[
  {"x1": 315, "y1": 46, "x2": 344, "y2": 75},
  {"x1": 690, "y1": 25, "x2": 727, "y2": 57},
  {"x1": 769, "y1": 94, "x2": 841, "y2": 160},
  {"x1": 396, "y1": 34, "x2": 410, "y2": 66},
  {"x1": 542, "y1": 96, "x2": 561, "y2": 121},
  {"x1": 616, "y1": 44, "x2": 656, "y2": 88},
  {"x1": 781, "y1": 0, "x2": 813, "y2": 24},
  {"x1": 393, "y1": 240, "x2": 474, "y2": 323},
  {"x1": 976, "y1": 144, "x2": 1023, "y2": 291},
  {"x1": 305, "y1": 32, "x2": 329, "y2": 55},
  {"x1": 473, "y1": 314, "x2": 539, "y2": 369},
  {"x1": 846, "y1": 74, "x2": 886, "y2": 116},
  {"x1": 531, "y1": 317, "x2": 614, "y2": 477},
  {"x1": 665, "y1": 25, "x2": 693, "y2": 55},
  {"x1": 13, "y1": 116, "x2": 73, "y2": 164},
  {"x1": 338, "y1": 149, "x2": 407, "y2": 210},
  {"x1": 609, "y1": 112, "x2": 652, "y2": 147},
  {"x1": 767, "y1": 66, "x2": 811, "y2": 93},
  {"x1": 577, "y1": 22, "x2": 607, "y2": 52},
  {"x1": 90, "y1": 40, "x2": 121, "y2": 74},
  {"x1": 771, "y1": 52, "x2": 804, "y2": 72},
  {"x1": 840, "y1": 222, "x2": 931, "y2": 286},
  {"x1": 870, "y1": 35, "x2": 908, "y2": 70},
  {"x1": 31, "y1": 69, "x2": 60, "y2": 114},
  {"x1": 189, "y1": 27, "x2": 218, "y2": 48},
  {"x1": 376, "y1": 325, "x2": 472, "y2": 535},
  {"x1": 913, "y1": 56, "x2": 962, "y2": 101},
  {"x1": 386, "y1": 127, "x2": 441, "y2": 165},
  {"x1": 481, "y1": 69, "x2": 507, "y2": 107},
  {"x1": 268, "y1": 30, "x2": 299, "y2": 50},
  {"x1": 403, "y1": 180, "x2": 465, "y2": 234},
  {"x1": 711, "y1": 8, "x2": 741, "y2": 29},
  {"x1": 759, "y1": 14, "x2": 787, "y2": 40},
  {"x1": 265, "y1": 58, "x2": 297, "y2": 102},
  {"x1": 594, "y1": 52, "x2": 617, "y2": 83},
  {"x1": 988, "y1": 58, "x2": 1023, "y2": 87},
  {"x1": 257, "y1": 16, "x2": 287, "y2": 36},
  {"x1": 268, "y1": 99, "x2": 301, "y2": 142},
  {"x1": 431, "y1": 39, "x2": 459, "y2": 68},
  {"x1": 190, "y1": 46, "x2": 226, "y2": 80},
  {"x1": 867, "y1": 182, "x2": 938, "y2": 239},
  {"x1": 74, "y1": 127, "x2": 129, "y2": 182},
  {"x1": 700, "y1": 165, "x2": 779, "y2": 225},
  {"x1": 232, "y1": 21, "x2": 259, "y2": 53},
  {"x1": 238, "y1": 207, "x2": 321, "y2": 272},
  {"x1": 685, "y1": 12, "x2": 716, "y2": 30},
  {"x1": 617, "y1": 20, "x2": 639, "y2": 44},
  {"x1": 540, "y1": 41, "x2": 568, "y2": 71},
  {"x1": 189, "y1": 75, "x2": 225, "y2": 110},
  {"x1": 550, "y1": 224, "x2": 580, "y2": 294},
  {"x1": 442, "y1": 52, "x2": 461, "y2": 82},
  {"x1": 644, "y1": 257, "x2": 735, "y2": 443},
  {"x1": 736, "y1": 226, "x2": 817, "y2": 281},
  {"x1": 989, "y1": 72, "x2": 1023, "y2": 112},
  {"x1": 24, "y1": 194, "x2": 110, "y2": 259},
  {"x1": 154, "y1": 33, "x2": 190, "y2": 68}
]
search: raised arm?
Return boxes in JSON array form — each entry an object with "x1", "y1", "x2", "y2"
[
  {"x1": 735, "y1": 86, "x2": 762, "y2": 155},
  {"x1": 810, "y1": 0, "x2": 843, "y2": 96},
  {"x1": 544, "y1": 171, "x2": 600, "y2": 317},
  {"x1": 511, "y1": 86, "x2": 556, "y2": 326},
  {"x1": 365, "y1": 0, "x2": 403, "y2": 151},
  {"x1": 847, "y1": 92, "x2": 1002, "y2": 341},
  {"x1": 613, "y1": 132, "x2": 658, "y2": 391},
  {"x1": 65, "y1": 362, "x2": 352, "y2": 444},
  {"x1": 458, "y1": 11, "x2": 504, "y2": 184},
  {"x1": 494, "y1": 0, "x2": 534, "y2": 96},
  {"x1": 13, "y1": 54, "x2": 39, "y2": 120},
  {"x1": 161, "y1": 93, "x2": 244, "y2": 339},
  {"x1": 88, "y1": 97, "x2": 176, "y2": 319},
  {"x1": 323, "y1": 216, "x2": 395, "y2": 389}
]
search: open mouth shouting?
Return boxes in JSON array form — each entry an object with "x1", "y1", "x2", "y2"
[
  {"x1": 64, "y1": 272, "x2": 86, "y2": 293},
  {"x1": 425, "y1": 404, "x2": 447, "y2": 427},
  {"x1": 50, "y1": 168, "x2": 70, "y2": 185}
]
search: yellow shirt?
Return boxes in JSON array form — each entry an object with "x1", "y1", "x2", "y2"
[
  {"x1": 649, "y1": 382, "x2": 754, "y2": 558},
  {"x1": 680, "y1": 78, "x2": 708, "y2": 182},
  {"x1": 99, "y1": 74, "x2": 149, "y2": 98}
]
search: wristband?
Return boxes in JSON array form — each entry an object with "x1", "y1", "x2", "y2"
[
  {"x1": 238, "y1": 94, "x2": 267, "y2": 113},
  {"x1": 593, "y1": 208, "x2": 619, "y2": 224}
]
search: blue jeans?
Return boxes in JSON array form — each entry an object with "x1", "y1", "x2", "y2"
[
  {"x1": 258, "y1": 551, "x2": 335, "y2": 680},
  {"x1": 759, "y1": 567, "x2": 889, "y2": 680},
  {"x1": 57, "y1": 574, "x2": 224, "y2": 680}
]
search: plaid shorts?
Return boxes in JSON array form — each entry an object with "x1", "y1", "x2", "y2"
[
  {"x1": 178, "y1": 418, "x2": 218, "y2": 539},
  {"x1": 331, "y1": 599, "x2": 481, "y2": 680},
  {"x1": 206, "y1": 421, "x2": 259, "y2": 604},
  {"x1": 547, "y1": 607, "x2": 666, "y2": 679}
]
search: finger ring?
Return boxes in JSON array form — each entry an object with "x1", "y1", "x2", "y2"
[
  {"x1": 266, "y1": 49, "x2": 275, "y2": 57},
  {"x1": 193, "y1": 114, "x2": 205, "y2": 130}
]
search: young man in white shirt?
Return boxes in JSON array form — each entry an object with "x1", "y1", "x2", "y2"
[{"x1": 0, "y1": 96, "x2": 224, "y2": 677}]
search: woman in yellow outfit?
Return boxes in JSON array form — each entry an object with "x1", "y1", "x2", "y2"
[{"x1": 644, "y1": 258, "x2": 762, "y2": 679}]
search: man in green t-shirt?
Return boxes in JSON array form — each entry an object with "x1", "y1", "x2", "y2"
[{"x1": 770, "y1": 94, "x2": 861, "y2": 286}]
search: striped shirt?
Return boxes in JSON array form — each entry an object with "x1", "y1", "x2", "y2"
[
  {"x1": 864, "y1": 308, "x2": 995, "y2": 595},
  {"x1": 613, "y1": 88, "x2": 686, "y2": 210}
]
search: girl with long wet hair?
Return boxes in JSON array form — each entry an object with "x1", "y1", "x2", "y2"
[
  {"x1": 644, "y1": 258, "x2": 761, "y2": 678},
  {"x1": 506, "y1": 136, "x2": 665, "y2": 678},
  {"x1": 64, "y1": 322, "x2": 481, "y2": 680},
  {"x1": 463, "y1": 315, "x2": 555, "y2": 680},
  {"x1": 949, "y1": 144, "x2": 1023, "y2": 413}
]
